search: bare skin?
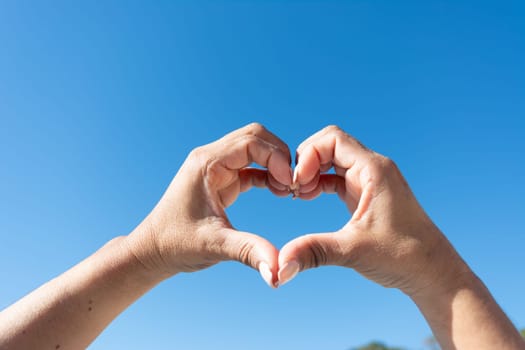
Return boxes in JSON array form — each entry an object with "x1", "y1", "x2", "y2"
[
  {"x1": 279, "y1": 125, "x2": 525, "y2": 350},
  {"x1": 0, "y1": 123, "x2": 522, "y2": 349},
  {"x1": 0, "y1": 123, "x2": 291, "y2": 349}
]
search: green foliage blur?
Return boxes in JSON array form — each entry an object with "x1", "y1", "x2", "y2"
[
  {"x1": 350, "y1": 342, "x2": 405, "y2": 350},
  {"x1": 352, "y1": 330, "x2": 525, "y2": 350}
]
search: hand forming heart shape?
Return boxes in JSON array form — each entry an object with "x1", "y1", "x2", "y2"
[
  {"x1": 127, "y1": 123, "x2": 461, "y2": 298},
  {"x1": 5, "y1": 123, "x2": 518, "y2": 350},
  {"x1": 4, "y1": 121, "x2": 519, "y2": 350}
]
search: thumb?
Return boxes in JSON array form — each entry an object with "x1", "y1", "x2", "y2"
[
  {"x1": 278, "y1": 232, "x2": 346, "y2": 286},
  {"x1": 218, "y1": 228, "x2": 280, "y2": 288}
]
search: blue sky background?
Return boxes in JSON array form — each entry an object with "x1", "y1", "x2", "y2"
[{"x1": 1, "y1": 1, "x2": 524, "y2": 349}]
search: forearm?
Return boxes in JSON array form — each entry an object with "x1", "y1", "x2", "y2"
[
  {"x1": 411, "y1": 264, "x2": 524, "y2": 349},
  {"x1": 0, "y1": 235, "x2": 167, "y2": 349}
]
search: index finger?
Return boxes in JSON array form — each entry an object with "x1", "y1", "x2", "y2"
[
  {"x1": 205, "y1": 124, "x2": 293, "y2": 187},
  {"x1": 221, "y1": 123, "x2": 292, "y2": 165},
  {"x1": 294, "y1": 125, "x2": 371, "y2": 187}
]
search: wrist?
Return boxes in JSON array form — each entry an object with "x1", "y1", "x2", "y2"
[
  {"x1": 405, "y1": 229, "x2": 477, "y2": 305},
  {"x1": 121, "y1": 225, "x2": 176, "y2": 284},
  {"x1": 409, "y1": 261, "x2": 477, "y2": 305},
  {"x1": 403, "y1": 228, "x2": 474, "y2": 300}
]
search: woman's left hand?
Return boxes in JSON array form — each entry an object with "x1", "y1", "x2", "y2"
[{"x1": 126, "y1": 123, "x2": 293, "y2": 287}]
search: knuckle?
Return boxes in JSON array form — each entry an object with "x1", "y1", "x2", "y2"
[
  {"x1": 237, "y1": 240, "x2": 255, "y2": 267},
  {"x1": 188, "y1": 145, "x2": 205, "y2": 160},
  {"x1": 245, "y1": 122, "x2": 266, "y2": 135},
  {"x1": 367, "y1": 156, "x2": 384, "y2": 174},
  {"x1": 368, "y1": 155, "x2": 398, "y2": 179},
  {"x1": 305, "y1": 236, "x2": 328, "y2": 269},
  {"x1": 323, "y1": 124, "x2": 342, "y2": 134},
  {"x1": 381, "y1": 156, "x2": 398, "y2": 173},
  {"x1": 188, "y1": 146, "x2": 220, "y2": 186},
  {"x1": 187, "y1": 146, "x2": 211, "y2": 171}
]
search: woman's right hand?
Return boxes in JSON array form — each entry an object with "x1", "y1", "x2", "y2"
[
  {"x1": 278, "y1": 125, "x2": 468, "y2": 297},
  {"x1": 278, "y1": 125, "x2": 525, "y2": 349}
]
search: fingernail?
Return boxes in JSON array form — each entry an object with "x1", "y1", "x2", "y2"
[
  {"x1": 278, "y1": 260, "x2": 300, "y2": 287},
  {"x1": 259, "y1": 262, "x2": 275, "y2": 288},
  {"x1": 290, "y1": 170, "x2": 300, "y2": 199}
]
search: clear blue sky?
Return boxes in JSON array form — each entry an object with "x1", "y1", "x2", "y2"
[{"x1": 1, "y1": 1, "x2": 524, "y2": 349}]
